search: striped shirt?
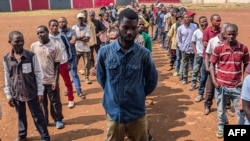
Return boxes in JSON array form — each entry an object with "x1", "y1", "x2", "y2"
[{"x1": 210, "y1": 42, "x2": 249, "y2": 87}]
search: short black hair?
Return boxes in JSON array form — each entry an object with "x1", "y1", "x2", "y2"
[
  {"x1": 48, "y1": 19, "x2": 58, "y2": 26},
  {"x1": 9, "y1": 31, "x2": 23, "y2": 41},
  {"x1": 225, "y1": 23, "x2": 238, "y2": 32},
  {"x1": 37, "y1": 25, "x2": 49, "y2": 33},
  {"x1": 118, "y1": 8, "x2": 138, "y2": 24},
  {"x1": 199, "y1": 16, "x2": 207, "y2": 21},
  {"x1": 210, "y1": 14, "x2": 220, "y2": 22}
]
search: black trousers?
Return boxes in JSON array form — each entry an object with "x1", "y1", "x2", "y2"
[
  {"x1": 43, "y1": 84, "x2": 63, "y2": 124},
  {"x1": 14, "y1": 97, "x2": 50, "y2": 140}
]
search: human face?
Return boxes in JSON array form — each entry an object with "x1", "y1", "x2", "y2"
[
  {"x1": 9, "y1": 34, "x2": 24, "y2": 54},
  {"x1": 49, "y1": 21, "x2": 59, "y2": 34},
  {"x1": 36, "y1": 27, "x2": 49, "y2": 43},
  {"x1": 58, "y1": 17, "x2": 67, "y2": 29},
  {"x1": 183, "y1": 14, "x2": 190, "y2": 25},
  {"x1": 89, "y1": 14, "x2": 95, "y2": 21},
  {"x1": 138, "y1": 19, "x2": 145, "y2": 33},
  {"x1": 199, "y1": 17, "x2": 208, "y2": 30},
  {"x1": 109, "y1": 31, "x2": 119, "y2": 43},
  {"x1": 211, "y1": 16, "x2": 221, "y2": 28},
  {"x1": 225, "y1": 26, "x2": 238, "y2": 45},
  {"x1": 141, "y1": 5, "x2": 146, "y2": 13},
  {"x1": 104, "y1": 14, "x2": 109, "y2": 21},
  {"x1": 118, "y1": 17, "x2": 138, "y2": 45}
]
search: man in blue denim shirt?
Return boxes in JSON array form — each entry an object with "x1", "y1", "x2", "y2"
[{"x1": 96, "y1": 9, "x2": 158, "y2": 141}]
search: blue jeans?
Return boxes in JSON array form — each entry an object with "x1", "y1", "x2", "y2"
[
  {"x1": 215, "y1": 86, "x2": 249, "y2": 132},
  {"x1": 198, "y1": 60, "x2": 208, "y2": 95},
  {"x1": 69, "y1": 55, "x2": 82, "y2": 93},
  {"x1": 192, "y1": 56, "x2": 203, "y2": 84},
  {"x1": 175, "y1": 47, "x2": 182, "y2": 73}
]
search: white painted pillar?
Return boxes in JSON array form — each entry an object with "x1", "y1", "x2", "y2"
[
  {"x1": 29, "y1": 0, "x2": 32, "y2": 10},
  {"x1": 9, "y1": 0, "x2": 13, "y2": 11}
]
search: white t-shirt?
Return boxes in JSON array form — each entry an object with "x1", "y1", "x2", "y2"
[
  {"x1": 191, "y1": 29, "x2": 204, "y2": 56},
  {"x1": 72, "y1": 24, "x2": 91, "y2": 52},
  {"x1": 206, "y1": 35, "x2": 222, "y2": 54}
]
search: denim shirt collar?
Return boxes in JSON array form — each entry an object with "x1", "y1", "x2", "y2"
[{"x1": 113, "y1": 40, "x2": 138, "y2": 54}]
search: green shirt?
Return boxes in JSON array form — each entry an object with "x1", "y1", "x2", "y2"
[{"x1": 141, "y1": 32, "x2": 152, "y2": 52}]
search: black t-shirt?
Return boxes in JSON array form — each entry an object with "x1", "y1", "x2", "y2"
[{"x1": 92, "y1": 19, "x2": 106, "y2": 45}]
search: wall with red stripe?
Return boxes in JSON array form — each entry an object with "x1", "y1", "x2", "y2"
[{"x1": 0, "y1": 0, "x2": 180, "y2": 12}]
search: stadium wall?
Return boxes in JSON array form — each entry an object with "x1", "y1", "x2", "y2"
[{"x1": 0, "y1": 0, "x2": 250, "y2": 12}]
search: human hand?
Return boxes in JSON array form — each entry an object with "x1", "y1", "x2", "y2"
[
  {"x1": 67, "y1": 63, "x2": 71, "y2": 71},
  {"x1": 238, "y1": 98, "x2": 243, "y2": 110},
  {"x1": 8, "y1": 99, "x2": 15, "y2": 107},
  {"x1": 37, "y1": 95, "x2": 44, "y2": 104},
  {"x1": 90, "y1": 66, "x2": 96, "y2": 76},
  {"x1": 51, "y1": 81, "x2": 57, "y2": 90}
]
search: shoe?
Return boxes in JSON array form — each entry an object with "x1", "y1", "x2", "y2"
[
  {"x1": 194, "y1": 95, "x2": 203, "y2": 102},
  {"x1": 173, "y1": 72, "x2": 179, "y2": 77},
  {"x1": 79, "y1": 69, "x2": 84, "y2": 75},
  {"x1": 216, "y1": 130, "x2": 223, "y2": 138},
  {"x1": 148, "y1": 133, "x2": 154, "y2": 141},
  {"x1": 188, "y1": 72, "x2": 192, "y2": 77},
  {"x1": 85, "y1": 77, "x2": 92, "y2": 84},
  {"x1": 189, "y1": 83, "x2": 196, "y2": 91},
  {"x1": 204, "y1": 107, "x2": 210, "y2": 115},
  {"x1": 77, "y1": 92, "x2": 86, "y2": 99},
  {"x1": 167, "y1": 66, "x2": 174, "y2": 71},
  {"x1": 55, "y1": 121, "x2": 64, "y2": 129},
  {"x1": 226, "y1": 109, "x2": 234, "y2": 117},
  {"x1": 15, "y1": 137, "x2": 27, "y2": 141},
  {"x1": 182, "y1": 78, "x2": 187, "y2": 84},
  {"x1": 179, "y1": 74, "x2": 183, "y2": 81},
  {"x1": 68, "y1": 101, "x2": 75, "y2": 108}
]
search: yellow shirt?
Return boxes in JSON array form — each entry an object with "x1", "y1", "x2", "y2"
[
  {"x1": 167, "y1": 23, "x2": 177, "y2": 50},
  {"x1": 87, "y1": 21, "x2": 97, "y2": 46}
]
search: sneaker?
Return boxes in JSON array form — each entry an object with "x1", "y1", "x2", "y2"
[
  {"x1": 204, "y1": 107, "x2": 210, "y2": 115},
  {"x1": 182, "y1": 78, "x2": 187, "y2": 84},
  {"x1": 194, "y1": 95, "x2": 203, "y2": 102},
  {"x1": 68, "y1": 101, "x2": 75, "y2": 108},
  {"x1": 189, "y1": 83, "x2": 196, "y2": 91},
  {"x1": 85, "y1": 77, "x2": 92, "y2": 84},
  {"x1": 78, "y1": 92, "x2": 86, "y2": 99},
  {"x1": 216, "y1": 130, "x2": 223, "y2": 138},
  {"x1": 173, "y1": 72, "x2": 179, "y2": 77},
  {"x1": 55, "y1": 121, "x2": 64, "y2": 129},
  {"x1": 179, "y1": 74, "x2": 183, "y2": 81},
  {"x1": 79, "y1": 69, "x2": 84, "y2": 75},
  {"x1": 226, "y1": 109, "x2": 234, "y2": 117}
]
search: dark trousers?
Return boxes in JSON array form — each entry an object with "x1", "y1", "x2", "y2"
[
  {"x1": 14, "y1": 97, "x2": 50, "y2": 140},
  {"x1": 89, "y1": 44, "x2": 100, "y2": 68},
  {"x1": 43, "y1": 84, "x2": 63, "y2": 124},
  {"x1": 204, "y1": 71, "x2": 231, "y2": 109},
  {"x1": 182, "y1": 52, "x2": 194, "y2": 78}
]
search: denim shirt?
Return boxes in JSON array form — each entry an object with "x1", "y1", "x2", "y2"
[{"x1": 96, "y1": 40, "x2": 158, "y2": 123}]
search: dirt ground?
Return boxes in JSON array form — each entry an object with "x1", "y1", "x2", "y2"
[{"x1": 0, "y1": 6, "x2": 250, "y2": 141}]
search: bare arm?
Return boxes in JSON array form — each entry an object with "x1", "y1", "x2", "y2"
[
  {"x1": 210, "y1": 62, "x2": 220, "y2": 88},
  {"x1": 205, "y1": 53, "x2": 211, "y2": 73}
]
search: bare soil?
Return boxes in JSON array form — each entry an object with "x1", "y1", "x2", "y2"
[{"x1": 0, "y1": 7, "x2": 250, "y2": 141}]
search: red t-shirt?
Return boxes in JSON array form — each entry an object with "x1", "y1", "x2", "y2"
[
  {"x1": 210, "y1": 42, "x2": 249, "y2": 87},
  {"x1": 202, "y1": 26, "x2": 221, "y2": 58}
]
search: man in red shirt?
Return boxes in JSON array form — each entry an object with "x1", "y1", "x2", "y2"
[
  {"x1": 201, "y1": 14, "x2": 232, "y2": 116},
  {"x1": 210, "y1": 24, "x2": 249, "y2": 138}
]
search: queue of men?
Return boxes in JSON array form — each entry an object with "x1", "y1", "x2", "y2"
[{"x1": 2, "y1": 1, "x2": 250, "y2": 141}]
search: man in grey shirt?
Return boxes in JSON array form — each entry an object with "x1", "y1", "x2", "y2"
[{"x1": 177, "y1": 13, "x2": 197, "y2": 84}]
